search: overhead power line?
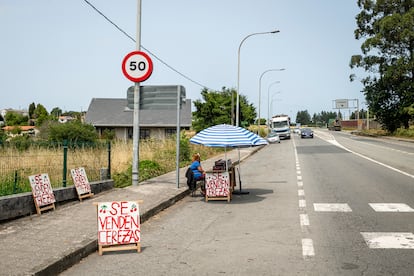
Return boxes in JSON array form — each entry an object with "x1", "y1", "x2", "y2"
[{"x1": 83, "y1": 0, "x2": 211, "y2": 90}]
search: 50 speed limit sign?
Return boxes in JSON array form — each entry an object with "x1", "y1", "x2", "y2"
[{"x1": 122, "y1": 51, "x2": 153, "y2": 82}]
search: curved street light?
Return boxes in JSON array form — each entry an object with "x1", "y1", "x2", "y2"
[
  {"x1": 267, "y1": 81, "x2": 281, "y2": 127},
  {"x1": 257, "y1": 68, "x2": 285, "y2": 132},
  {"x1": 236, "y1": 30, "x2": 280, "y2": 126}
]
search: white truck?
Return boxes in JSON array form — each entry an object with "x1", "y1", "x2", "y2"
[{"x1": 270, "y1": 115, "x2": 291, "y2": 139}]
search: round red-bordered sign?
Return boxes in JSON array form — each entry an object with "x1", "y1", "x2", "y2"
[{"x1": 122, "y1": 51, "x2": 153, "y2": 82}]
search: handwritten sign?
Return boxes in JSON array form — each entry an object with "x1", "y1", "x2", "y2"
[
  {"x1": 29, "y1": 173, "x2": 56, "y2": 207},
  {"x1": 70, "y1": 167, "x2": 92, "y2": 196},
  {"x1": 205, "y1": 171, "x2": 230, "y2": 197},
  {"x1": 97, "y1": 201, "x2": 141, "y2": 246}
]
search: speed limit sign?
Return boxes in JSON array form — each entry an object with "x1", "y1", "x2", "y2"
[{"x1": 122, "y1": 51, "x2": 153, "y2": 82}]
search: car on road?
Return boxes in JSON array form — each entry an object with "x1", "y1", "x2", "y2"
[
  {"x1": 300, "y1": 128, "x2": 314, "y2": 138},
  {"x1": 293, "y1": 127, "x2": 301, "y2": 134},
  {"x1": 266, "y1": 132, "x2": 281, "y2": 143}
]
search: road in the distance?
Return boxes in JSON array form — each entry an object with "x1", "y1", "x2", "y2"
[
  {"x1": 61, "y1": 132, "x2": 414, "y2": 275},
  {"x1": 315, "y1": 128, "x2": 414, "y2": 176}
]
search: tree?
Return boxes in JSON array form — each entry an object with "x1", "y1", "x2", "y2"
[
  {"x1": 295, "y1": 110, "x2": 311, "y2": 125},
  {"x1": 28, "y1": 102, "x2": 36, "y2": 119},
  {"x1": 4, "y1": 111, "x2": 28, "y2": 126},
  {"x1": 192, "y1": 87, "x2": 256, "y2": 132},
  {"x1": 33, "y1": 104, "x2": 49, "y2": 126},
  {"x1": 239, "y1": 97, "x2": 257, "y2": 128},
  {"x1": 312, "y1": 111, "x2": 339, "y2": 126},
  {"x1": 350, "y1": 0, "x2": 414, "y2": 132},
  {"x1": 50, "y1": 107, "x2": 62, "y2": 118}
]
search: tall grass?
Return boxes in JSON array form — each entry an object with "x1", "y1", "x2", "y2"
[
  {"x1": 112, "y1": 137, "x2": 223, "y2": 187},
  {"x1": 0, "y1": 143, "x2": 108, "y2": 196},
  {"x1": 0, "y1": 137, "x2": 223, "y2": 195}
]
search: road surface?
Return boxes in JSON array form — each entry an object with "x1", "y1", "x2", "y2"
[{"x1": 61, "y1": 130, "x2": 414, "y2": 275}]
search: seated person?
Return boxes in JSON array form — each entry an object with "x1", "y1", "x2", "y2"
[{"x1": 190, "y1": 153, "x2": 205, "y2": 181}]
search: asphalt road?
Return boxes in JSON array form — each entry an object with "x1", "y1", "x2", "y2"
[{"x1": 61, "y1": 130, "x2": 414, "y2": 275}]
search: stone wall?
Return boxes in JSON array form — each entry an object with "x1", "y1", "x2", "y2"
[{"x1": 0, "y1": 180, "x2": 114, "y2": 222}]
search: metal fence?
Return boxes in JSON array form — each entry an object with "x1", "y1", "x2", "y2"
[{"x1": 0, "y1": 140, "x2": 111, "y2": 196}]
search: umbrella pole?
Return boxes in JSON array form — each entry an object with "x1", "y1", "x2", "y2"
[{"x1": 232, "y1": 148, "x2": 249, "y2": 195}]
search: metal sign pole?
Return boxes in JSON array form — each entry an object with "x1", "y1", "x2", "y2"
[
  {"x1": 132, "y1": 0, "x2": 142, "y2": 186},
  {"x1": 176, "y1": 86, "x2": 181, "y2": 188}
]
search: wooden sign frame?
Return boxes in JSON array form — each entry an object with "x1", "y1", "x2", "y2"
[
  {"x1": 28, "y1": 173, "x2": 56, "y2": 215},
  {"x1": 205, "y1": 171, "x2": 231, "y2": 202},
  {"x1": 70, "y1": 167, "x2": 94, "y2": 201},
  {"x1": 95, "y1": 200, "x2": 144, "y2": 255}
]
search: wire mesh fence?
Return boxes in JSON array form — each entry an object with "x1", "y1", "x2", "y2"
[{"x1": 0, "y1": 140, "x2": 111, "y2": 196}]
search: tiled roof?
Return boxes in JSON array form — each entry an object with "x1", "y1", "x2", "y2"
[{"x1": 2, "y1": 126, "x2": 35, "y2": 131}]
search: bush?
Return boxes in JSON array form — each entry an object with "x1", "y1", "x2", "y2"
[
  {"x1": 395, "y1": 127, "x2": 414, "y2": 138},
  {"x1": 113, "y1": 160, "x2": 163, "y2": 188},
  {"x1": 8, "y1": 135, "x2": 31, "y2": 151},
  {"x1": 179, "y1": 132, "x2": 191, "y2": 162},
  {"x1": 43, "y1": 120, "x2": 98, "y2": 144}
]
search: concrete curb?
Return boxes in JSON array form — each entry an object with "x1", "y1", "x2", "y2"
[
  {"x1": 32, "y1": 239, "x2": 97, "y2": 276},
  {"x1": 31, "y1": 188, "x2": 191, "y2": 276}
]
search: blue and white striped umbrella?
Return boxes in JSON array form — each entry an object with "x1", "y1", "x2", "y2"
[{"x1": 189, "y1": 124, "x2": 268, "y2": 148}]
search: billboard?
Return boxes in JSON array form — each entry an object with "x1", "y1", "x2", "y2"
[{"x1": 335, "y1": 99, "x2": 348, "y2": 109}]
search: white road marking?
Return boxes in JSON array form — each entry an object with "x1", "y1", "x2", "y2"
[
  {"x1": 369, "y1": 203, "x2": 414, "y2": 212},
  {"x1": 302, "y1": 238, "x2": 315, "y2": 257},
  {"x1": 361, "y1": 232, "x2": 414, "y2": 249},
  {"x1": 294, "y1": 137, "x2": 315, "y2": 258},
  {"x1": 317, "y1": 132, "x2": 414, "y2": 180},
  {"x1": 353, "y1": 139, "x2": 414, "y2": 156},
  {"x1": 313, "y1": 203, "x2": 352, "y2": 212},
  {"x1": 300, "y1": 214, "x2": 310, "y2": 227}
]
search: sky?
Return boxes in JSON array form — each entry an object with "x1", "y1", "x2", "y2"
[{"x1": 0, "y1": 0, "x2": 367, "y2": 121}]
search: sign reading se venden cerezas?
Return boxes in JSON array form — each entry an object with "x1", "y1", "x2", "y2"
[
  {"x1": 29, "y1": 173, "x2": 56, "y2": 206},
  {"x1": 97, "y1": 201, "x2": 141, "y2": 246},
  {"x1": 70, "y1": 167, "x2": 91, "y2": 195}
]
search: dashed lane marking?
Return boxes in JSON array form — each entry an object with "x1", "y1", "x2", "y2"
[
  {"x1": 369, "y1": 203, "x2": 414, "y2": 212},
  {"x1": 300, "y1": 214, "x2": 310, "y2": 227},
  {"x1": 302, "y1": 238, "x2": 315, "y2": 257},
  {"x1": 294, "y1": 136, "x2": 314, "y2": 259},
  {"x1": 361, "y1": 232, "x2": 414, "y2": 249},
  {"x1": 313, "y1": 203, "x2": 352, "y2": 212}
]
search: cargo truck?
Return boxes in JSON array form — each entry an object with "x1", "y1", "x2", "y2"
[
  {"x1": 270, "y1": 115, "x2": 291, "y2": 139},
  {"x1": 328, "y1": 118, "x2": 341, "y2": 131}
]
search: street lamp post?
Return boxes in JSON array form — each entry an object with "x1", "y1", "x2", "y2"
[
  {"x1": 267, "y1": 82, "x2": 281, "y2": 127},
  {"x1": 236, "y1": 30, "x2": 280, "y2": 127},
  {"x1": 270, "y1": 97, "x2": 282, "y2": 118},
  {"x1": 258, "y1": 68, "x2": 285, "y2": 133}
]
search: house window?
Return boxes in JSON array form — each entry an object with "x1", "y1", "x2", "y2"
[
  {"x1": 140, "y1": 128, "x2": 150, "y2": 139},
  {"x1": 165, "y1": 128, "x2": 176, "y2": 137}
]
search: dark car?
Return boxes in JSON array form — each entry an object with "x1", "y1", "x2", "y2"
[{"x1": 301, "y1": 128, "x2": 313, "y2": 138}]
